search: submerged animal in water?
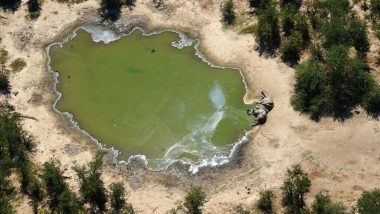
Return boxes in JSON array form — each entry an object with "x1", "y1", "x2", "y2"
[{"x1": 246, "y1": 91, "x2": 274, "y2": 127}]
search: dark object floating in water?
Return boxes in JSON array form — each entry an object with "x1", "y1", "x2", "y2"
[
  {"x1": 151, "y1": 48, "x2": 156, "y2": 53},
  {"x1": 246, "y1": 91, "x2": 274, "y2": 127},
  {"x1": 67, "y1": 75, "x2": 71, "y2": 79}
]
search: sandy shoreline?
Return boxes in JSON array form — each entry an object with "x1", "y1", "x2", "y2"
[{"x1": 1, "y1": 0, "x2": 380, "y2": 213}]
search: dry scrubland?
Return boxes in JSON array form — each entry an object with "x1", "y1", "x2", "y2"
[{"x1": 0, "y1": 0, "x2": 379, "y2": 213}]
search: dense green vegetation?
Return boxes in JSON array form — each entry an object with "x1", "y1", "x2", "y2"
[
  {"x1": 357, "y1": 189, "x2": 380, "y2": 213},
  {"x1": 221, "y1": 0, "x2": 236, "y2": 25},
  {"x1": 255, "y1": 1, "x2": 281, "y2": 54},
  {"x1": 256, "y1": 189, "x2": 275, "y2": 213},
  {"x1": 311, "y1": 193, "x2": 346, "y2": 214},
  {"x1": 281, "y1": 164, "x2": 311, "y2": 213},
  {"x1": 242, "y1": 0, "x2": 380, "y2": 120},
  {"x1": 74, "y1": 152, "x2": 108, "y2": 212},
  {"x1": 168, "y1": 186, "x2": 207, "y2": 214},
  {"x1": 0, "y1": 104, "x2": 37, "y2": 212}
]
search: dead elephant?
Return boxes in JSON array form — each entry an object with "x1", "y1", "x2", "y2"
[{"x1": 246, "y1": 91, "x2": 274, "y2": 127}]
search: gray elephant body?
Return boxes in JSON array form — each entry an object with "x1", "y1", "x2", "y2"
[{"x1": 247, "y1": 91, "x2": 274, "y2": 127}]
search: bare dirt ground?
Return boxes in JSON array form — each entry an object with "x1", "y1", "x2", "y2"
[{"x1": 0, "y1": 0, "x2": 379, "y2": 213}]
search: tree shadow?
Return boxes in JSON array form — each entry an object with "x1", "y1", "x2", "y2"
[
  {"x1": 0, "y1": 0, "x2": 21, "y2": 12},
  {"x1": 99, "y1": 0, "x2": 122, "y2": 22}
]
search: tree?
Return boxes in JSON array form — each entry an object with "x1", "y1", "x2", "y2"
[
  {"x1": 256, "y1": 189, "x2": 275, "y2": 214},
  {"x1": 27, "y1": 178, "x2": 44, "y2": 214},
  {"x1": 221, "y1": 0, "x2": 236, "y2": 25},
  {"x1": 281, "y1": 0, "x2": 302, "y2": 8},
  {"x1": 0, "y1": 0, "x2": 21, "y2": 12},
  {"x1": 281, "y1": 164, "x2": 311, "y2": 213},
  {"x1": 363, "y1": 85, "x2": 380, "y2": 117},
  {"x1": 324, "y1": 46, "x2": 372, "y2": 115},
  {"x1": 99, "y1": 0, "x2": 122, "y2": 21},
  {"x1": 41, "y1": 161, "x2": 67, "y2": 209},
  {"x1": 74, "y1": 152, "x2": 107, "y2": 213},
  {"x1": 280, "y1": 32, "x2": 303, "y2": 65},
  {"x1": 347, "y1": 18, "x2": 369, "y2": 55},
  {"x1": 183, "y1": 186, "x2": 207, "y2": 214},
  {"x1": 291, "y1": 45, "x2": 375, "y2": 120},
  {"x1": 256, "y1": 1, "x2": 281, "y2": 54},
  {"x1": 369, "y1": 0, "x2": 380, "y2": 20},
  {"x1": 291, "y1": 60, "x2": 326, "y2": 120},
  {"x1": 294, "y1": 14, "x2": 310, "y2": 45},
  {"x1": 27, "y1": 0, "x2": 41, "y2": 19},
  {"x1": 357, "y1": 189, "x2": 380, "y2": 214},
  {"x1": 56, "y1": 188, "x2": 81, "y2": 214},
  {"x1": 311, "y1": 193, "x2": 346, "y2": 214},
  {"x1": 281, "y1": 5, "x2": 297, "y2": 36},
  {"x1": 123, "y1": 0, "x2": 136, "y2": 8},
  {"x1": 109, "y1": 182, "x2": 134, "y2": 214}
]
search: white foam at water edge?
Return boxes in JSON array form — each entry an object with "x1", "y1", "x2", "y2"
[
  {"x1": 82, "y1": 25, "x2": 121, "y2": 44},
  {"x1": 171, "y1": 32, "x2": 195, "y2": 49},
  {"x1": 127, "y1": 154, "x2": 148, "y2": 166},
  {"x1": 187, "y1": 133, "x2": 251, "y2": 173}
]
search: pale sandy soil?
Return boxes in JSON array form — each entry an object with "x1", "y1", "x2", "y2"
[{"x1": 0, "y1": 0, "x2": 379, "y2": 213}]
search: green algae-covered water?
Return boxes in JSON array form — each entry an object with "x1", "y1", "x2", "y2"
[{"x1": 49, "y1": 27, "x2": 250, "y2": 170}]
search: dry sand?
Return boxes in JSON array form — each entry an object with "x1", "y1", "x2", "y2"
[{"x1": 0, "y1": 0, "x2": 379, "y2": 213}]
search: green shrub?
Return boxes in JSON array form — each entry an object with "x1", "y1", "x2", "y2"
[
  {"x1": 256, "y1": 1, "x2": 281, "y2": 54},
  {"x1": 281, "y1": 164, "x2": 311, "y2": 214},
  {"x1": 281, "y1": 5, "x2": 297, "y2": 36},
  {"x1": 27, "y1": 0, "x2": 41, "y2": 19},
  {"x1": 109, "y1": 182, "x2": 134, "y2": 214},
  {"x1": 291, "y1": 60, "x2": 326, "y2": 120},
  {"x1": 294, "y1": 14, "x2": 310, "y2": 46},
  {"x1": 311, "y1": 193, "x2": 346, "y2": 214},
  {"x1": 221, "y1": 0, "x2": 236, "y2": 25},
  {"x1": 10, "y1": 58, "x2": 26, "y2": 72},
  {"x1": 348, "y1": 18, "x2": 369, "y2": 55},
  {"x1": 363, "y1": 85, "x2": 380, "y2": 117},
  {"x1": 370, "y1": 0, "x2": 380, "y2": 20},
  {"x1": 183, "y1": 186, "x2": 207, "y2": 214},
  {"x1": 357, "y1": 189, "x2": 380, "y2": 214},
  {"x1": 372, "y1": 22, "x2": 380, "y2": 40},
  {"x1": 281, "y1": 0, "x2": 302, "y2": 8},
  {"x1": 56, "y1": 188, "x2": 81, "y2": 214},
  {"x1": 41, "y1": 161, "x2": 68, "y2": 209},
  {"x1": 74, "y1": 152, "x2": 107, "y2": 212},
  {"x1": 0, "y1": 49, "x2": 9, "y2": 65},
  {"x1": 256, "y1": 189, "x2": 275, "y2": 214},
  {"x1": 280, "y1": 32, "x2": 303, "y2": 65},
  {"x1": 28, "y1": 178, "x2": 44, "y2": 214},
  {"x1": 292, "y1": 45, "x2": 375, "y2": 120}
]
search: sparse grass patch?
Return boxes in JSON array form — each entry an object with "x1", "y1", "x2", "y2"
[
  {"x1": 10, "y1": 58, "x2": 26, "y2": 72},
  {"x1": 240, "y1": 25, "x2": 257, "y2": 34}
]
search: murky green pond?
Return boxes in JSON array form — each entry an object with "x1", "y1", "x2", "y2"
[{"x1": 49, "y1": 27, "x2": 250, "y2": 170}]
